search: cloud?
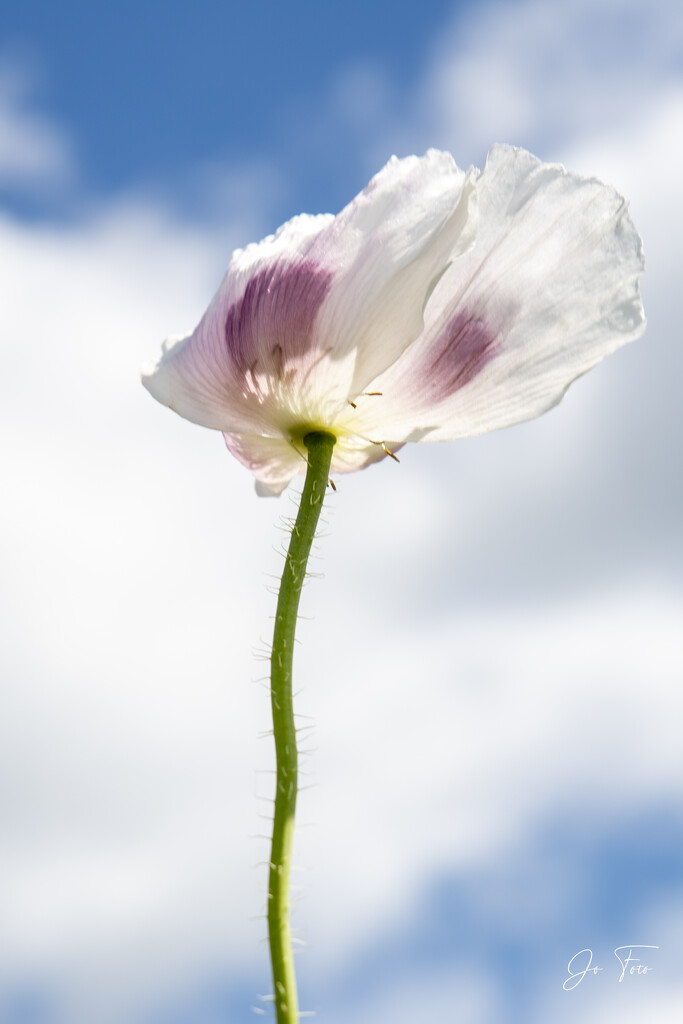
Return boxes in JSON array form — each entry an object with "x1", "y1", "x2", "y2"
[
  {"x1": 586, "y1": 994, "x2": 683, "y2": 1024},
  {"x1": 0, "y1": 57, "x2": 74, "y2": 189},
  {"x1": 375, "y1": 0, "x2": 683, "y2": 166},
  {"x1": 291, "y1": 588, "x2": 683, "y2": 977},
  {"x1": 0, "y1": 198, "x2": 279, "y2": 1021},
  {"x1": 322, "y1": 965, "x2": 501, "y2": 1024},
  {"x1": 1, "y1": 0, "x2": 682, "y2": 1020}
]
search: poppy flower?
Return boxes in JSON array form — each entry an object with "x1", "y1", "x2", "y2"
[{"x1": 143, "y1": 144, "x2": 645, "y2": 495}]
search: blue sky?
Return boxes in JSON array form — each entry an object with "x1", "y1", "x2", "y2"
[
  {"x1": 1, "y1": 1, "x2": 682, "y2": 1022},
  {"x1": 2, "y1": 0, "x2": 455, "y2": 221},
  {"x1": 2, "y1": 0, "x2": 450, "y2": 180}
]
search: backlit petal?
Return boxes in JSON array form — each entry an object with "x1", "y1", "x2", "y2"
[
  {"x1": 143, "y1": 145, "x2": 645, "y2": 494},
  {"x1": 309, "y1": 151, "x2": 477, "y2": 392},
  {"x1": 142, "y1": 213, "x2": 336, "y2": 436},
  {"x1": 222, "y1": 428, "x2": 391, "y2": 496},
  {"x1": 357, "y1": 145, "x2": 645, "y2": 443},
  {"x1": 143, "y1": 153, "x2": 479, "y2": 491}
]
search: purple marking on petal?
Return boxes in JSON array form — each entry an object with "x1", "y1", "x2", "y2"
[
  {"x1": 425, "y1": 309, "x2": 499, "y2": 400},
  {"x1": 224, "y1": 260, "x2": 334, "y2": 376}
]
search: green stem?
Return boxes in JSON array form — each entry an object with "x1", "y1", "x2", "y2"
[{"x1": 268, "y1": 430, "x2": 335, "y2": 1024}]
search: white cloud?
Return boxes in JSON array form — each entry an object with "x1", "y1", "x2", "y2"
[
  {"x1": 380, "y1": 0, "x2": 683, "y2": 167},
  {"x1": 0, "y1": 200, "x2": 280, "y2": 1020},
  {"x1": 322, "y1": 965, "x2": 502, "y2": 1024},
  {"x1": 290, "y1": 588, "x2": 683, "y2": 976},
  {"x1": 586, "y1": 994, "x2": 683, "y2": 1024},
  {"x1": 0, "y1": 59, "x2": 74, "y2": 188},
  {"x1": 1, "y1": 0, "x2": 682, "y2": 1020},
  {"x1": 2, "y1": 184, "x2": 680, "y2": 1017}
]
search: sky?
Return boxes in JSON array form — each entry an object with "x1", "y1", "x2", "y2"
[{"x1": 1, "y1": 0, "x2": 682, "y2": 1022}]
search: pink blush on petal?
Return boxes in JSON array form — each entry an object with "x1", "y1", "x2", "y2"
[
  {"x1": 425, "y1": 308, "x2": 499, "y2": 400},
  {"x1": 224, "y1": 260, "x2": 334, "y2": 376}
]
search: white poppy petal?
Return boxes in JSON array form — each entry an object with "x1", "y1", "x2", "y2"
[
  {"x1": 143, "y1": 145, "x2": 645, "y2": 494},
  {"x1": 222, "y1": 432, "x2": 304, "y2": 496},
  {"x1": 142, "y1": 151, "x2": 477, "y2": 447},
  {"x1": 142, "y1": 153, "x2": 478, "y2": 490},
  {"x1": 358, "y1": 144, "x2": 645, "y2": 443},
  {"x1": 142, "y1": 212, "x2": 337, "y2": 435},
  {"x1": 310, "y1": 151, "x2": 478, "y2": 393},
  {"x1": 223, "y1": 428, "x2": 391, "y2": 495}
]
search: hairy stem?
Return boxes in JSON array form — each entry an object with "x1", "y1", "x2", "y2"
[{"x1": 267, "y1": 431, "x2": 335, "y2": 1024}]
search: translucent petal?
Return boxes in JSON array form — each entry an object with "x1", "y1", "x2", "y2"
[
  {"x1": 142, "y1": 213, "x2": 336, "y2": 436},
  {"x1": 143, "y1": 145, "x2": 645, "y2": 494},
  {"x1": 309, "y1": 151, "x2": 477, "y2": 393},
  {"x1": 355, "y1": 144, "x2": 645, "y2": 444},
  {"x1": 143, "y1": 152, "x2": 479, "y2": 489}
]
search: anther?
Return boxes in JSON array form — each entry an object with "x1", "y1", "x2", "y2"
[
  {"x1": 369, "y1": 439, "x2": 400, "y2": 462},
  {"x1": 349, "y1": 392, "x2": 381, "y2": 409}
]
